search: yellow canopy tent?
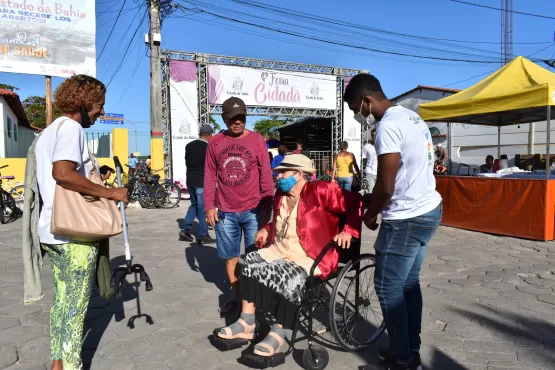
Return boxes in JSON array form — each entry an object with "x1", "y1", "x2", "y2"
[{"x1": 420, "y1": 56, "x2": 555, "y2": 178}]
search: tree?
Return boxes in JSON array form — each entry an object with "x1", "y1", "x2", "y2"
[
  {"x1": 209, "y1": 114, "x2": 221, "y2": 132},
  {"x1": 253, "y1": 117, "x2": 289, "y2": 140},
  {"x1": 0, "y1": 84, "x2": 18, "y2": 91},
  {"x1": 23, "y1": 96, "x2": 62, "y2": 128}
]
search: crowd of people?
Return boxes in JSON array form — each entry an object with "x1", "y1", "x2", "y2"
[{"x1": 21, "y1": 72, "x2": 442, "y2": 370}]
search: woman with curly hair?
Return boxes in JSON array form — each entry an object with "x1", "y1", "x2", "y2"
[{"x1": 33, "y1": 75, "x2": 128, "y2": 370}]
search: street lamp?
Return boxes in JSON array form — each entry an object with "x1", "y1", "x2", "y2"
[{"x1": 124, "y1": 118, "x2": 139, "y2": 154}]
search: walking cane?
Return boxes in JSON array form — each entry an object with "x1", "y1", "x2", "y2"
[{"x1": 110, "y1": 156, "x2": 153, "y2": 299}]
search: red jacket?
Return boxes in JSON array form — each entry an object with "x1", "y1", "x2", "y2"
[{"x1": 262, "y1": 181, "x2": 363, "y2": 279}]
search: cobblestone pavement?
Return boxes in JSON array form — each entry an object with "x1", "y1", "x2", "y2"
[{"x1": 1, "y1": 204, "x2": 555, "y2": 370}]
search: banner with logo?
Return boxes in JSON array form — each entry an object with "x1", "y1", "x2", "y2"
[
  {"x1": 0, "y1": 0, "x2": 96, "y2": 77},
  {"x1": 169, "y1": 60, "x2": 199, "y2": 186},
  {"x1": 207, "y1": 65, "x2": 337, "y2": 109},
  {"x1": 342, "y1": 77, "x2": 362, "y2": 174}
]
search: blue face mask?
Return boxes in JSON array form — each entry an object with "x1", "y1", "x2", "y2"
[{"x1": 277, "y1": 173, "x2": 298, "y2": 193}]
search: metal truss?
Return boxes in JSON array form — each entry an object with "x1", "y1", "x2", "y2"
[
  {"x1": 209, "y1": 105, "x2": 336, "y2": 118},
  {"x1": 160, "y1": 50, "x2": 367, "y2": 178},
  {"x1": 160, "y1": 56, "x2": 172, "y2": 178},
  {"x1": 162, "y1": 50, "x2": 366, "y2": 76}
]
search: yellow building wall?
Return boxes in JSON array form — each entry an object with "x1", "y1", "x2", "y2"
[
  {"x1": 150, "y1": 137, "x2": 165, "y2": 179},
  {"x1": 0, "y1": 128, "x2": 130, "y2": 187}
]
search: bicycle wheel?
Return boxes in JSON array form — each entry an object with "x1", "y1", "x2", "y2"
[
  {"x1": 1, "y1": 190, "x2": 16, "y2": 223},
  {"x1": 0, "y1": 191, "x2": 6, "y2": 224},
  {"x1": 10, "y1": 184, "x2": 24, "y2": 211},
  {"x1": 154, "y1": 182, "x2": 181, "y2": 209},
  {"x1": 136, "y1": 184, "x2": 155, "y2": 209}
]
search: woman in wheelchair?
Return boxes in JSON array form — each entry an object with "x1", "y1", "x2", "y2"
[{"x1": 215, "y1": 154, "x2": 363, "y2": 357}]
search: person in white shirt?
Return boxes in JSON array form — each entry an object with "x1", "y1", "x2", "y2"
[
  {"x1": 34, "y1": 75, "x2": 128, "y2": 370},
  {"x1": 344, "y1": 73, "x2": 442, "y2": 370},
  {"x1": 362, "y1": 140, "x2": 378, "y2": 193}
]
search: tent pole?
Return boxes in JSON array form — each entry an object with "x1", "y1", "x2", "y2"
[
  {"x1": 497, "y1": 126, "x2": 501, "y2": 160},
  {"x1": 547, "y1": 105, "x2": 551, "y2": 180}
]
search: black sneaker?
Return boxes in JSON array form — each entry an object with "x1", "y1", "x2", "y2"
[
  {"x1": 378, "y1": 349, "x2": 421, "y2": 368},
  {"x1": 179, "y1": 229, "x2": 194, "y2": 242},
  {"x1": 196, "y1": 235, "x2": 216, "y2": 244}
]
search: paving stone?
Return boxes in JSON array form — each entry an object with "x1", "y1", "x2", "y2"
[
  {"x1": 444, "y1": 322, "x2": 492, "y2": 340},
  {"x1": 516, "y1": 349, "x2": 555, "y2": 369},
  {"x1": 166, "y1": 349, "x2": 224, "y2": 370},
  {"x1": 0, "y1": 325, "x2": 44, "y2": 346},
  {"x1": 17, "y1": 337, "x2": 50, "y2": 364},
  {"x1": 0, "y1": 317, "x2": 20, "y2": 332},
  {"x1": 482, "y1": 281, "x2": 518, "y2": 291},
  {"x1": 89, "y1": 357, "x2": 135, "y2": 370},
  {"x1": 463, "y1": 340, "x2": 517, "y2": 354},
  {"x1": 516, "y1": 284, "x2": 552, "y2": 296},
  {"x1": 130, "y1": 342, "x2": 184, "y2": 366},
  {"x1": 96, "y1": 338, "x2": 151, "y2": 358},
  {"x1": 421, "y1": 316, "x2": 447, "y2": 331},
  {"x1": 4, "y1": 364, "x2": 48, "y2": 370},
  {"x1": 420, "y1": 332, "x2": 463, "y2": 351},
  {"x1": 0, "y1": 344, "x2": 17, "y2": 369},
  {"x1": 536, "y1": 294, "x2": 555, "y2": 305}
]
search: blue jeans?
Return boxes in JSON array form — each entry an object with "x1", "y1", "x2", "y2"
[
  {"x1": 374, "y1": 203, "x2": 442, "y2": 363},
  {"x1": 215, "y1": 208, "x2": 260, "y2": 259},
  {"x1": 337, "y1": 176, "x2": 353, "y2": 191},
  {"x1": 183, "y1": 187, "x2": 208, "y2": 237}
]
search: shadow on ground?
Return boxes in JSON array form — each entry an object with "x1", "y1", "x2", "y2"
[{"x1": 81, "y1": 255, "x2": 139, "y2": 370}]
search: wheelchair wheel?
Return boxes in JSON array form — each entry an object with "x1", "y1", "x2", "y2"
[
  {"x1": 329, "y1": 254, "x2": 385, "y2": 351},
  {"x1": 302, "y1": 344, "x2": 329, "y2": 370}
]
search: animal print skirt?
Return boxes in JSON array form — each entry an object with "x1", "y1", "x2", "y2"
[{"x1": 239, "y1": 251, "x2": 308, "y2": 330}]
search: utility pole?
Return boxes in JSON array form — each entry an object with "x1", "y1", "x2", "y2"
[
  {"x1": 149, "y1": 0, "x2": 162, "y2": 137},
  {"x1": 45, "y1": 76, "x2": 52, "y2": 126}
]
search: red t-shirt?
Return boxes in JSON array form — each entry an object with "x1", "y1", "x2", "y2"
[{"x1": 204, "y1": 130, "x2": 274, "y2": 213}]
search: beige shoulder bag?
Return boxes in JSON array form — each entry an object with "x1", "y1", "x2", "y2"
[{"x1": 50, "y1": 119, "x2": 123, "y2": 241}]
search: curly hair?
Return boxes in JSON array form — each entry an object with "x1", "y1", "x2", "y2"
[{"x1": 54, "y1": 75, "x2": 106, "y2": 113}]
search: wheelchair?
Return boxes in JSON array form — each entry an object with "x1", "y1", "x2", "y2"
[{"x1": 210, "y1": 239, "x2": 385, "y2": 370}]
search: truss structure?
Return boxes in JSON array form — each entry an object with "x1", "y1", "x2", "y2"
[{"x1": 160, "y1": 50, "x2": 367, "y2": 178}]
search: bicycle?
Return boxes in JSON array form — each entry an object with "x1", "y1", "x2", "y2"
[{"x1": 0, "y1": 165, "x2": 22, "y2": 224}]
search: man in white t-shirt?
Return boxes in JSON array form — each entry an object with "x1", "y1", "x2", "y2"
[
  {"x1": 362, "y1": 140, "x2": 377, "y2": 193},
  {"x1": 344, "y1": 74, "x2": 442, "y2": 370}
]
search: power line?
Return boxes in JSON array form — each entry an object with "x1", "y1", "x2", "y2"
[
  {"x1": 176, "y1": 4, "x2": 501, "y2": 64},
  {"x1": 97, "y1": 7, "x2": 137, "y2": 27},
  {"x1": 97, "y1": 0, "x2": 128, "y2": 61},
  {"x1": 442, "y1": 68, "x2": 498, "y2": 87},
  {"x1": 228, "y1": 0, "x2": 553, "y2": 45},
  {"x1": 449, "y1": 0, "x2": 555, "y2": 20}
]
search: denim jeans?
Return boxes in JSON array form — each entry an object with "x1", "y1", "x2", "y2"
[
  {"x1": 215, "y1": 208, "x2": 260, "y2": 259},
  {"x1": 374, "y1": 203, "x2": 442, "y2": 363},
  {"x1": 183, "y1": 187, "x2": 208, "y2": 237},
  {"x1": 337, "y1": 176, "x2": 353, "y2": 191}
]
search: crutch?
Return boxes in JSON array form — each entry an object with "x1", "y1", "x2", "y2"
[{"x1": 110, "y1": 156, "x2": 153, "y2": 299}]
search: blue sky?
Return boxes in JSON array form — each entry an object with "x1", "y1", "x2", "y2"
[{"x1": 1, "y1": 0, "x2": 554, "y2": 154}]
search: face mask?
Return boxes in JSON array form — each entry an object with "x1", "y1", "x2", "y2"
[
  {"x1": 277, "y1": 173, "x2": 298, "y2": 193},
  {"x1": 353, "y1": 99, "x2": 372, "y2": 127},
  {"x1": 80, "y1": 107, "x2": 92, "y2": 128}
]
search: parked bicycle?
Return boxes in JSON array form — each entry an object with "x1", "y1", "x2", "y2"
[{"x1": 0, "y1": 165, "x2": 24, "y2": 224}]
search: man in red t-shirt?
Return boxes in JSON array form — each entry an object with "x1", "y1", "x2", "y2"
[{"x1": 204, "y1": 97, "x2": 274, "y2": 313}]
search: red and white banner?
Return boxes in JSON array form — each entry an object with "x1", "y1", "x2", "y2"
[{"x1": 207, "y1": 65, "x2": 337, "y2": 109}]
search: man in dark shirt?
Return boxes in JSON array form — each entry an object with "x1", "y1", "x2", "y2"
[{"x1": 179, "y1": 124, "x2": 216, "y2": 244}]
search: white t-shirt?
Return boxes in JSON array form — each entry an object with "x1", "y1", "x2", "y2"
[
  {"x1": 374, "y1": 106, "x2": 442, "y2": 220},
  {"x1": 363, "y1": 143, "x2": 377, "y2": 176},
  {"x1": 35, "y1": 117, "x2": 92, "y2": 244}
]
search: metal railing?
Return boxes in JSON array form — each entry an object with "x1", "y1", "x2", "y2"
[{"x1": 309, "y1": 150, "x2": 332, "y2": 179}]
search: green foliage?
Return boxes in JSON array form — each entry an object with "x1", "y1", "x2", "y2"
[
  {"x1": 22, "y1": 96, "x2": 62, "y2": 128},
  {"x1": 0, "y1": 84, "x2": 18, "y2": 91},
  {"x1": 253, "y1": 117, "x2": 289, "y2": 140},
  {"x1": 209, "y1": 115, "x2": 221, "y2": 132}
]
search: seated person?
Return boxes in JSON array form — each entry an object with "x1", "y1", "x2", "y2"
[
  {"x1": 480, "y1": 155, "x2": 495, "y2": 173},
  {"x1": 99, "y1": 165, "x2": 115, "y2": 182},
  {"x1": 215, "y1": 154, "x2": 363, "y2": 357}
]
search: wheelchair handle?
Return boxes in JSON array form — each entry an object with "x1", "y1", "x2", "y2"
[{"x1": 310, "y1": 242, "x2": 338, "y2": 278}]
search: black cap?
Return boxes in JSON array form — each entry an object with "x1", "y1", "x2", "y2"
[
  {"x1": 199, "y1": 124, "x2": 214, "y2": 135},
  {"x1": 222, "y1": 97, "x2": 247, "y2": 120}
]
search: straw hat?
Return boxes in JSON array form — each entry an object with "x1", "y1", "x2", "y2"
[{"x1": 272, "y1": 154, "x2": 316, "y2": 174}]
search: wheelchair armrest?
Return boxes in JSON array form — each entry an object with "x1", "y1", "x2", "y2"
[{"x1": 309, "y1": 242, "x2": 338, "y2": 279}]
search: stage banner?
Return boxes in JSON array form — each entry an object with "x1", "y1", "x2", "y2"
[
  {"x1": 208, "y1": 65, "x2": 337, "y2": 109},
  {"x1": 169, "y1": 60, "x2": 199, "y2": 186},
  {"x1": 342, "y1": 77, "x2": 362, "y2": 172},
  {"x1": 0, "y1": 0, "x2": 96, "y2": 77}
]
